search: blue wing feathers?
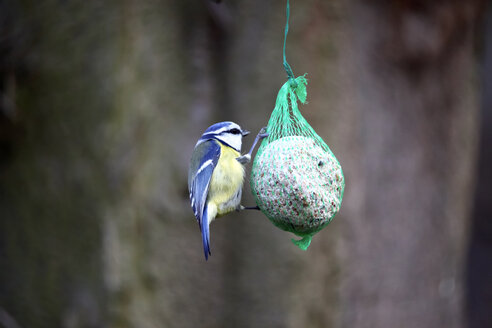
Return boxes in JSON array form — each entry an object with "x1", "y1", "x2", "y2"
[{"x1": 188, "y1": 140, "x2": 220, "y2": 259}]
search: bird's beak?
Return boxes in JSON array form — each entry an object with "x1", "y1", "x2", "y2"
[{"x1": 241, "y1": 130, "x2": 250, "y2": 137}]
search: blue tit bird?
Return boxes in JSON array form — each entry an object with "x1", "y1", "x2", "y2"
[{"x1": 188, "y1": 121, "x2": 267, "y2": 260}]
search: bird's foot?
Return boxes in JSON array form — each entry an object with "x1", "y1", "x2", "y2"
[{"x1": 258, "y1": 126, "x2": 268, "y2": 138}]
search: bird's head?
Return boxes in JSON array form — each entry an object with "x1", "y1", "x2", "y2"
[{"x1": 197, "y1": 121, "x2": 249, "y2": 152}]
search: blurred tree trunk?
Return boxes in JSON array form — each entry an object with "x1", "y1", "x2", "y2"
[
  {"x1": 339, "y1": 1, "x2": 482, "y2": 328},
  {"x1": 0, "y1": 0, "x2": 484, "y2": 328},
  {"x1": 466, "y1": 3, "x2": 492, "y2": 328}
]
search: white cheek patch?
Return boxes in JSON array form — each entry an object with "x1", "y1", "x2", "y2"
[{"x1": 217, "y1": 134, "x2": 242, "y2": 152}]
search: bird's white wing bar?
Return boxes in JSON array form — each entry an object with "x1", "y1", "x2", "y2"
[{"x1": 196, "y1": 159, "x2": 213, "y2": 176}]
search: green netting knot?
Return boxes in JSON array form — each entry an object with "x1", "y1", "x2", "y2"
[
  {"x1": 291, "y1": 234, "x2": 313, "y2": 251},
  {"x1": 293, "y1": 75, "x2": 307, "y2": 103}
]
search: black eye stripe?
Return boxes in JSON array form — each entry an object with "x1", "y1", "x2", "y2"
[{"x1": 216, "y1": 127, "x2": 241, "y2": 135}]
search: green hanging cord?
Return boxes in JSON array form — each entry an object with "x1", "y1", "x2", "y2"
[{"x1": 283, "y1": 0, "x2": 297, "y2": 88}]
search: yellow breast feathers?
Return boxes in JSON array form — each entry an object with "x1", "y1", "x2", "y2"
[{"x1": 208, "y1": 144, "x2": 245, "y2": 217}]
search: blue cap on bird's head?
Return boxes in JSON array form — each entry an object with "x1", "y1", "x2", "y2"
[{"x1": 197, "y1": 121, "x2": 249, "y2": 152}]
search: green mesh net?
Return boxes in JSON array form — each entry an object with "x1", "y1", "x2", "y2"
[{"x1": 250, "y1": 75, "x2": 345, "y2": 250}]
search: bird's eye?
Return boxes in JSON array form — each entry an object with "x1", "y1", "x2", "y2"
[{"x1": 230, "y1": 128, "x2": 241, "y2": 135}]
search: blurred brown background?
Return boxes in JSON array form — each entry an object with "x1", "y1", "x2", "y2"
[{"x1": 0, "y1": 0, "x2": 490, "y2": 327}]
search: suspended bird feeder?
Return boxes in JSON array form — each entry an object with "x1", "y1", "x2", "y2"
[
  {"x1": 250, "y1": 77, "x2": 344, "y2": 250},
  {"x1": 250, "y1": 1, "x2": 344, "y2": 250}
]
